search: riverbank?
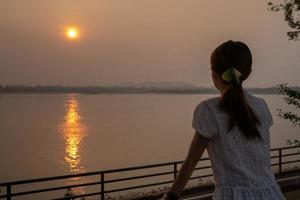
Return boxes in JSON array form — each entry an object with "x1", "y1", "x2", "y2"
[{"x1": 0, "y1": 85, "x2": 288, "y2": 94}]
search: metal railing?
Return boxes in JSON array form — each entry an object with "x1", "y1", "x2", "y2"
[{"x1": 0, "y1": 145, "x2": 299, "y2": 200}]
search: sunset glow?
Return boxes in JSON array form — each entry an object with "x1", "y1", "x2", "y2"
[
  {"x1": 59, "y1": 95, "x2": 87, "y2": 177},
  {"x1": 65, "y1": 27, "x2": 79, "y2": 40},
  {"x1": 58, "y1": 95, "x2": 87, "y2": 194}
]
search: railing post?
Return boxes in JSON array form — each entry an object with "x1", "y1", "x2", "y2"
[
  {"x1": 7, "y1": 184, "x2": 11, "y2": 200},
  {"x1": 278, "y1": 149, "x2": 282, "y2": 174},
  {"x1": 173, "y1": 163, "x2": 177, "y2": 180},
  {"x1": 100, "y1": 172, "x2": 105, "y2": 200}
]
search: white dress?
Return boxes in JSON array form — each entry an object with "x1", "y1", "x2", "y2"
[{"x1": 192, "y1": 89, "x2": 286, "y2": 200}]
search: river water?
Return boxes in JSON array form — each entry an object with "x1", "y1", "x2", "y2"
[{"x1": 0, "y1": 93, "x2": 298, "y2": 198}]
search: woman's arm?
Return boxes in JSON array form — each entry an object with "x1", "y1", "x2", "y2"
[{"x1": 162, "y1": 131, "x2": 210, "y2": 199}]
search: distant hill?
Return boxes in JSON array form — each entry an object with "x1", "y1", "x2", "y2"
[
  {"x1": 112, "y1": 81, "x2": 199, "y2": 88},
  {"x1": 1, "y1": 84, "x2": 298, "y2": 94}
]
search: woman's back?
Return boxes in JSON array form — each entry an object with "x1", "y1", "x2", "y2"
[
  {"x1": 192, "y1": 89, "x2": 286, "y2": 199},
  {"x1": 160, "y1": 41, "x2": 286, "y2": 200}
]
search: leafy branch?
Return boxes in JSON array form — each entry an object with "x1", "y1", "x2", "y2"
[
  {"x1": 277, "y1": 83, "x2": 300, "y2": 146},
  {"x1": 268, "y1": 0, "x2": 300, "y2": 40}
]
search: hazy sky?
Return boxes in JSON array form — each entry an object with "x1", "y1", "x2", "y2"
[{"x1": 0, "y1": 0, "x2": 299, "y2": 87}]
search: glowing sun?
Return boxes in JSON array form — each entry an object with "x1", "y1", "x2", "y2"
[{"x1": 65, "y1": 27, "x2": 79, "y2": 40}]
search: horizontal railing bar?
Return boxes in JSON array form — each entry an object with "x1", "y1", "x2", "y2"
[
  {"x1": 1, "y1": 171, "x2": 213, "y2": 198},
  {"x1": 1, "y1": 146, "x2": 298, "y2": 187},
  {"x1": 0, "y1": 172, "x2": 213, "y2": 199},
  {"x1": 271, "y1": 159, "x2": 300, "y2": 167},
  {"x1": 10, "y1": 181, "x2": 100, "y2": 197},
  {"x1": 271, "y1": 146, "x2": 299, "y2": 151},
  {"x1": 105, "y1": 171, "x2": 174, "y2": 184},
  {"x1": 197, "y1": 157, "x2": 210, "y2": 161},
  {"x1": 190, "y1": 174, "x2": 214, "y2": 180},
  {"x1": 271, "y1": 155, "x2": 279, "y2": 159},
  {"x1": 0, "y1": 173, "x2": 102, "y2": 187},
  {"x1": 105, "y1": 180, "x2": 174, "y2": 194},
  {"x1": 51, "y1": 191, "x2": 102, "y2": 200},
  {"x1": 0, "y1": 157, "x2": 205, "y2": 186},
  {"x1": 0, "y1": 145, "x2": 298, "y2": 199},
  {"x1": 194, "y1": 165, "x2": 212, "y2": 170},
  {"x1": 271, "y1": 152, "x2": 300, "y2": 159},
  {"x1": 282, "y1": 152, "x2": 300, "y2": 157},
  {"x1": 282, "y1": 160, "x2": 300, "y2": 165},
  {"x1": 271, "y1": 162, "x2": 279, "y2": 166}
]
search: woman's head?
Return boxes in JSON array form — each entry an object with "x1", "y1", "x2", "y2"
[
  {"x1": 210, "y1": 40, "x2": 261, "y2": 141},
  {"x1": 210, "y1": 40, "x2": 252, "y2": 91}
]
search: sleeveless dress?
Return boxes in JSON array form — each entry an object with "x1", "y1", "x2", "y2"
[{"x1": 192, "y1": 89, "x2": 286, "y2": 200}]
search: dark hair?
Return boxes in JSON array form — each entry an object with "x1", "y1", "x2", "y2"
[{"x1": 210, "y1": 40, "x2": 261, "y2": 141}]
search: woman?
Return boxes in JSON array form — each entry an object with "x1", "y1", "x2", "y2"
[{"x1": 161, "y1": 40, "x2": 286, "y2": 200}]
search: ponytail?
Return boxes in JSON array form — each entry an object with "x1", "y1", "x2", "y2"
[
  {"x1": 220, "y1": 80, "x2": 261, "y2": 141},
  {"x1": 211, "y1": 40, "x2": 261, "y2": 141}
]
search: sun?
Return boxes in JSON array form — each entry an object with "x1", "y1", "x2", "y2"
[{"x1": 65, "y1": 27, "x2": 79, "y2": 40}]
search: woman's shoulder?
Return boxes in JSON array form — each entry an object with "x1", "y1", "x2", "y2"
[
  {"x1": 193, "y1": 96, "x2": 221, "y2": 120},
  {"x1": 193, "y1": 96, "x2": 218, "y2": 110},
  {"x1": 205, "y1": 96, "x2": 221, "y2": 105},
  {"x1": 196, "y1": 90, "x2": 271, "y2": 117},
  {"x1": 192, "y1": 96, "x2": 220, "y2": 138},
  {"x1": 194, "y1": 90, "x2": 271, "y2": 116}
]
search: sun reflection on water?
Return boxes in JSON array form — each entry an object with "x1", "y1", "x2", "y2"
[{"x1": 59, "y1": 95, "x2": 87, "y2": 195}]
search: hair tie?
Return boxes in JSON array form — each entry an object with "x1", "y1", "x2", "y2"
[{"x1": 221, "y1": 67, "x2": 242, "y2": 84}]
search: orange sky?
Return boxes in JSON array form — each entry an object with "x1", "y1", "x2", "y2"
[{"x1": 0, "y1": 0, "x2": 299, "y2": 87}]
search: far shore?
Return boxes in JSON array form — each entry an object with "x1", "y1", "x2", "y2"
[{"x1": 0, "y1": 86, "x2": 293, "y2": 95}]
